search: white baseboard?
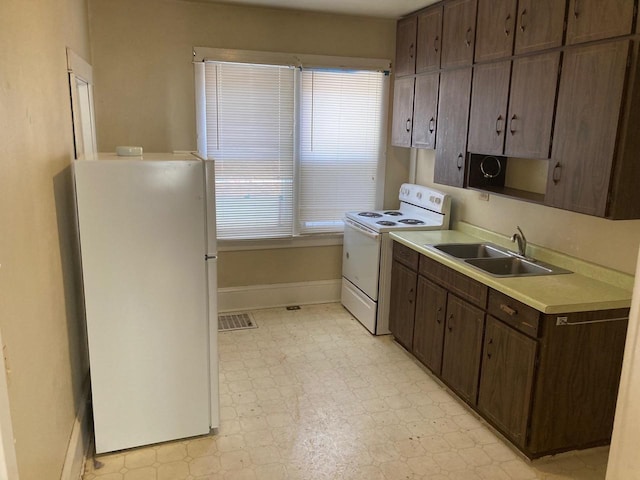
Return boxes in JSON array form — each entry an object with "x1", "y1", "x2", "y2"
[
  {"x1": 218, "y1": 279, "x2": 341, "y2": 313},
  {"x1": 61, "y1": 382, "x2": 91, "y2": 480}
]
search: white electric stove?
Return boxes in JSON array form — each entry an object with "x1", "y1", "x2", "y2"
[{"x1": 341, "y1": 184, "x2": 451, "y2": 335}]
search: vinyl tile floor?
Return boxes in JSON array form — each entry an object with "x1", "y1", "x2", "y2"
[{"x1": 82, "y1": 303, "x2": 610, "y2": 480}]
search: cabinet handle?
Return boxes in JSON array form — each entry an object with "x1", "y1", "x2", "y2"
[
  {"x1": 486, "y1": 338, "x2": 494, "y2": 359},
  {"x1": 465, "y1": 27, "x2": 473, "y2": 47},
  {"x1": 552, "y1": 162, "x2": 562, "y2": 184},
  {"x1": 499, "y1": 303, "x2": 518, "y2": 316},
  {"x1": 520, "y1": 8, "x2": 528, "y2": 32},
  {"x1": 409, "y1": 43, "x2": 415, "y2": 59},
  {"x1": 496, "y1": 115, "x2": 504, "y2": 135},
  {"x1": 509, "y1": 114, "x2": 518, "y2": 134},
  {"x1": 408, "y1": 288, "x2": 414, "y2": 304},
  {"x1": 504, "y1": 13, "x2": 511, "y2": 37},
  {"x1": 456, "y1": 154, "x2": 464, "y2": 170},
  {"x1": 434, "y1": 35, "x2": 440, "y2": 53},
  {"x1": 428, "y1": 117, "x2": 435, "y2": 134},
  {"x1": 487, "y1": 338, "x2": 494, "y2": 359},
  {"x1": 406, "y1": 119, "x2": 411, "y2": 132},
  {"x1": 574, "y1": 0, "x2": 580, "y2": 18},
  {"x1": 447, "y1": 313, "x2": 454, "y2": 331}
]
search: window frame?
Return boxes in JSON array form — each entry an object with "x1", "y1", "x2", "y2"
[{"x1": 193, "y1": 47, "x2": 391, "y2": 250}]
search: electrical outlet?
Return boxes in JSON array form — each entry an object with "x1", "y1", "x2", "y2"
[{"x1": 479, "y1": 192, "x2": 490, "y2": 201}]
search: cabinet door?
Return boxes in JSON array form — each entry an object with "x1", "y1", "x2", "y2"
[
  {"x1": 396, "y1": 16, "x2": 418, "y2": 77},
  {"x1": 434, "y1": 67, "x2": 472, "y2": 187},
  {"x1": 504, "y1": 52, "x2": 560, "y2": 159},
  {"x1": 478, "y1": 316, "x2": 537, "y2": 448},
  {"x1": 441, "y1": 0, "x2": 477, "y2": 68},
  {"x1": 441, "y1": 295, "x2": 485, "y2": 404},
  {"x1": 546, "y1": 41, "x2": 630, "y2": 216},
  {"x1": 416, "y1": 6, "x2": 443, "y2": 73},
  {"x1": 412, "y1": 73, "x2": 440, "y2": 149},
  {"x1": 413, "y1": 277, "x2": 447, "y2": 374},
  {"x1": 391, "y1": 77, "x2": 415, "y2": 148},
  {"x1": 389, "y1": 260, "x2": 418, "y2": 351},
  {"x1": 514, "y1": 0, "x2": 566, "y2": 55},
  {"x1": 566, "y1": 0, "x2": 635, "y2": 45},
  {"x1": 475, "y1": 0, "x2": 517, "y2": 62},
  {"x1": 468, "y1": 61, "x2": 511, "y2": 155}
]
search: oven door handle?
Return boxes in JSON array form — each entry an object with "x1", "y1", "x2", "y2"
[{"x1": 345, "y1": 218, "x2": 380, "y2": 240}]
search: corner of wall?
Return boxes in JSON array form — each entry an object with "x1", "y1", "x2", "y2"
[{"x1": 60, "y1": 378, "x2": 92, "y2": 480}]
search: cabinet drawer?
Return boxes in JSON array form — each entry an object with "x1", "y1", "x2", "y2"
[
  {"x1": 393, "y1": 241, "x2": 419, "y2": 270},
  {"x1": 419, "y1": 255, "x2": 488, "y2": 308},
  {"x1": 488, "y1": 289, "x2": 540, "y2": 337}
]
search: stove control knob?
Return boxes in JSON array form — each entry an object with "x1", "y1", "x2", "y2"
[{"x1": 417, "y1": 192, "x2": 423, "y2": 199}]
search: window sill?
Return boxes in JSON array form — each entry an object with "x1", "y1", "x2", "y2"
[{"x1": 217, "y1": 234, "x2": 344, "y2": 252}]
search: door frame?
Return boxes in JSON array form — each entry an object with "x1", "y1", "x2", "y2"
[{"x1": 0, "y1": 328, "x2": 19, "y2": 479}]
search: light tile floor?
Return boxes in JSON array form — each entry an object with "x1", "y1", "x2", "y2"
[{"x1": 83, "y1": 303, "x2": 610, "y2": 480}]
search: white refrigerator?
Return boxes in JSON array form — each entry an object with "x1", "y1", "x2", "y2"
[{"x1": 73, "y1": 153, "x2": 219, "y2": 454}]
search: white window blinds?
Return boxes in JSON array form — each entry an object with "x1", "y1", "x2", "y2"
[
  {"x1": 298, "y1": 69, "x2": 387, "y2": 234},
  {"x1": 204, "y1": 62, "x2": 295, "y2": 239},
  {"x1": 197, "y1": 53, "x2": 388, "y2": 240}
]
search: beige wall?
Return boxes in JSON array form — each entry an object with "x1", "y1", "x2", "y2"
[
  {"x1": 0, "y1": 0, "x2": 91, "y2": 478},
  {"x1": 416, "y1": 150, "x2": 640, "y2": 275},
  {"x1": 87, "y1": 0, "x2": 404, "y2": 288}
]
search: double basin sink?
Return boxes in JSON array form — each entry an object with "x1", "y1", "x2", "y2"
[{"x1": 427, "y1": 243, "x2": 572, "y2": 278}]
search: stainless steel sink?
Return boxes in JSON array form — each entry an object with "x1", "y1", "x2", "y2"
[
  {"x1": 427, "y1": 242, "x2": 572, "y2": 277},
  {"x1": 465, "y1": 257, "x2": 571, "y2": 277},
  {"x1": 431, "y1": 243, "x2": 510, "y2": 259}
]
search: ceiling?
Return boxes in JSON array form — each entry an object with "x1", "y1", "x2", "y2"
[{"x1": 207, "y1": 0, "x2": 439, "y2": 18}]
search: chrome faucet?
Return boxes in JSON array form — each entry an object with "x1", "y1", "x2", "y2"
[{"x1": 511, "y1": 226, "x2": 527, "y2": 258}]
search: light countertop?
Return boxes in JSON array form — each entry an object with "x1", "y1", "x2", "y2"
[{"x1": 390, "y1": 226, "x2": 633, "y2": 315}]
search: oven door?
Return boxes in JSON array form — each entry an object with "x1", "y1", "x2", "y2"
[{"x1": 342, "y1": 218, "x2": 381, "y2": 301}]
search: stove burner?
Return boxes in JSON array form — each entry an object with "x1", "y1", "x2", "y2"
[
  {"x1": 383, "y1": 211, "x2": 403, "y2": 216},
  {"x1": 358, "y1": 212, "x2": 382, "y2": 218},
  {"x1": 376, "y1": 220, "x2": 397, "y2": 226},
  {"x1": 398, "y1": 219, "x2": 425, "y2": 225}
]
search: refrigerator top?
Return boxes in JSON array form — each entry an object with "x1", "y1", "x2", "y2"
[{"x1": 95, "y1": 152, "x2": 198, "y2": 162}]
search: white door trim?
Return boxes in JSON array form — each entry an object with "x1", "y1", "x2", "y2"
[{"x1": 0, "y1": 328, "x2": 19, "y2": 479}]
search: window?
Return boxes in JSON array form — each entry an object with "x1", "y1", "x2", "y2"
[{"x1": 195, "y1": 49, "x2": 389, "y2": 241}]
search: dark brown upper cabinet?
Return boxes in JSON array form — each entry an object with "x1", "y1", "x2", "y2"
[
  {"x1": 475, "y1": 0, "x2": 518, "y2": 62},
  {"x1": 391, "y1": 77, "x2": 416, "y2": 148},
  {"x1": 566, "y1": 0, "x2": 636, "y2": 45},
  {"x1": 441, "y1": 0, "x2": 478, "y2": 68},
  {"x1": 395, "y1": 16, "x2": 418, "y2": 77},
  {"x1": 468, "y1": 52, "x2": 560, "y2": 158},
  {"x1": 416, "y1": 6, "x2": 443, "y2": 73},
  {"x1": 468, "y1": 61, "x2": 511, "y2": 155},
  {"x1": 435, "y1": 67, "x2": 472, "y2": 187},
  {"x1": 546, "y1": 41, "x2": 630, "y2": 217},
  {"x1": 514, "y1": 0, "x2": 567, "y2": 55},
  {"x1": 412, "y1": 72, "x2": 440, "y2": 149},
  {"x1": 505, "y1": 52, "x2": 560, "y2": 158}
]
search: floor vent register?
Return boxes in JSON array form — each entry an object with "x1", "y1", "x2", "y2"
[{"x1": 218, "y1": 312, "x2": 257, "y2": 331}]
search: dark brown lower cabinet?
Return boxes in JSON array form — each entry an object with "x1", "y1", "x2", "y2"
[
  {"x1": 413, "y1": 276, "x2": 447, "y2": 374},
  {"x1": 388, "y1": 260, "x2": 418, "y2": 351},
  {"x1": 528, "y1": 310, "x2": 628, "y2": 454},
  {"x1": 478, "y1": 315, "x2": 537, "y2": 448},
  {"x1": 388, "y1": 240, "x2": 628, "y2": 459},
  {"x1": 441, "y1": 295, "x2": 485, "y2": 405}
]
